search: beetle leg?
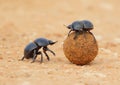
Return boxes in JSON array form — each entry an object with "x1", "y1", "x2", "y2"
[
  {"x1": 31, "y1": 50, "x2": 37, "y2": 63},
  {"x1": 46, "y1": 47, "x2": 55, "y2": 56},
  {"x1": 37, "y1": 51, "x2": 43, "y2": 63},
  {"x1": 21, "y1": 56, "x2": 25, "y2": 61},
  {"x1": 43, "y1": 47, "x2": 50, "y2": 61},
  {"x1": 68, "y1": 29, "x2": 72, "y2": 37},
  {"x1": 88, "y1": 31, "x2": 96, "y2": 43},
  {"x1": 83, "y1": 31, "x2": 87, "y2": 40},
  {"x1": 74, "y1": 31, "x2": 80, "y2": 39}
]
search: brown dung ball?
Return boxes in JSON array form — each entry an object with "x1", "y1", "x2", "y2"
[{"x1": 63, "y1": 32, "x2": 98, "y2": 65}]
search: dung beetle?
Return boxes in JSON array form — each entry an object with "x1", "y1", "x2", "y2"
[
  {"x1": 65, "y1": 20, "x2": 94, "y2": 39},
  {"x1": 65, "y1": 21, "x2": 84, "y2": 39},
  {"x1": 21, "y1": 38, "x2": 57, "y2": 63}
]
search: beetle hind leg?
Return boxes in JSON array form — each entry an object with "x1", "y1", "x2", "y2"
[
  {"x1": 88, "y1": 31, "x2": 96, "y2": 43},
  {"x1": 68, "y1": 29, "x2": 72, "y2": 37}
]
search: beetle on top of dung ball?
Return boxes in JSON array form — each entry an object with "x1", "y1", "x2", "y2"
[
  {"x1": 65, "y1": 20, "x2": 96, "y2": 42},
  {"x1": 63, "y1": 20, "x2": 98, "y2": 65}
]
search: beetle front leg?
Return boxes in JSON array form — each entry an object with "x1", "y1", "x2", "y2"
[
  {"x1": 31, "y1": 50, "x2": 37, "y2": 63},
  {"x1": 68, "y1": 29, "x2": 72, "y2": 37},
  {"x1": 43, "y1": 47, "x2": 50, "y2": 61},
  {"x1": 88, "y1": 31, "x2": 96, "y2": 43},
  {"x1": 74, "y1": 31, "x2": 80, "y2": 39},
  {"x1": 46, "y1": 47, "x2": 55, "y2": 56}
]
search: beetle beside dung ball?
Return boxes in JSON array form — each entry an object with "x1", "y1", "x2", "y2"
[{"x1": 21, "y1": 38, "x2": 57, "y2": 63}]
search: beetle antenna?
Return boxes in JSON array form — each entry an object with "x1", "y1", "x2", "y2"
[
  {"x1": 63, "y1": 24, "x2": 67, "y2": 27},
  {"x1": 54, "y1": 41, "x2": 58, "y2": 43},
  {"x1": 49, "y1": 40, "x2": 58, "y2": 45},
  {"x1": 52, "y1": 41, "x2": 58, "y2": 44}
]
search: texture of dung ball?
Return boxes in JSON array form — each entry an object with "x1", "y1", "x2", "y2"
[{"x1": 63, "y1": 32, "x2": 98, "y2": 65}]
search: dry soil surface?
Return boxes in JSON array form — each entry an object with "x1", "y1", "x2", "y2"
[{"x1": 0, "y1": 0, "x2": 120, "y2": 85}]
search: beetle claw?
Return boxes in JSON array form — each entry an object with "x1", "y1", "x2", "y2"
[
  {"x1": 51, "y1": 51, "x2": 55, "y2": 56},
  {"x1": 20, "y1": 56, "x2": 25, "y2": 61},
  {"x1": 88, "y1": 31, "x2": 96, "y2": 43}
]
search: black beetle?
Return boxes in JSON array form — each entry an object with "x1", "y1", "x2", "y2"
[
  {"x1": 65, "y1": 20, "x2": 94, "y2": 39},
  {"x1": 65, "y1": 21, "x2": 84, "y2": 39},
  {"x1": 21, "y1": 38, "x2": 57, "y2": 63}
]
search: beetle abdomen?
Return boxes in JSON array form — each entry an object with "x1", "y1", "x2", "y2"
[
  {"x1": 25, "y1": 50, "x2": 34, "y2": 59},
  {"x1": 24, "y1": 42, "x2": 37, "y2": 57},
  {"x1": 82, "y1": 20, "x2": 93, "y2": 29}
]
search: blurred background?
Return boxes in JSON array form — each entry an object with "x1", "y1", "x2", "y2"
[{"x1": 0, "y1": 0, "x2": 120, "y2": 39}]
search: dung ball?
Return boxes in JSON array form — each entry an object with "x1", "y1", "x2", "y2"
[{"x1": 63, "y1": 32, "x2": 98, "y2": 65}]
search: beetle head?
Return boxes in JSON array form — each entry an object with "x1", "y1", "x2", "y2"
[
  {"x1": 64, "y1": 24, "x2": 73, "y2": 30},
  {"x1": 72, "y1": 21, "x2": 84, "y2": 31},
  {"x1": 49, "y1": 40, "x2": 57, "y2": 45},
  {"x1": 67, "y1": 24, "x2": 73, "y2": 29}
]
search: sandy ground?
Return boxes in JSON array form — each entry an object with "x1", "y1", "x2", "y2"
[{"x1": 0, "y1": 0, "x2": 120, "y2": 85}]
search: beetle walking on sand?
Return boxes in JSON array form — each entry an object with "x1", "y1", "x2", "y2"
[{"x1": 21, "y1": 38, "x2": 57, "y2": 63}]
